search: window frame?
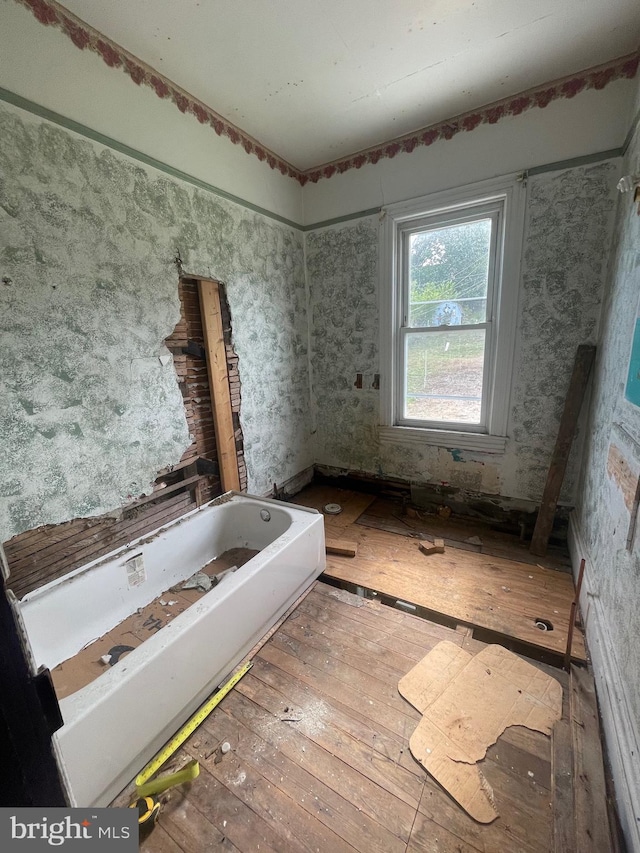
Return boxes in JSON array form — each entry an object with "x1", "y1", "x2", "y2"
[{"x1": 379, "y1": 174, "x2": 526, "y2": 454}]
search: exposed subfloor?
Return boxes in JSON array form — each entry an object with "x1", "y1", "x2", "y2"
[
  {"x1": 293, "y1": 485, "x2": 586, "y2": 664},
  {"x1": 114, "y1": 582, "x2": 611, "y2": 853}
]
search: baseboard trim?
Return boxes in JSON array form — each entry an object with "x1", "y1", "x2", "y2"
[
  {"x1": 313, "y1": 462, "x2": 573, "y2": 541},
  {"x1": 568, "y1": 515, "x2": 640, "y2": 853},
  {"x1": 263, "y1": 465, "x2": 315, "y2": 500}
]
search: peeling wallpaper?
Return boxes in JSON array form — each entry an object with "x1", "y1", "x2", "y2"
[
  {"x1": 307, "y1": 162, "x2": 618, "y2": 502},
  {"x1": 0, "y1": 102, "x2": 313, "y2": 541},
  {"x1": 575, "y1": 118, "x2": 640, "y2": 732}
]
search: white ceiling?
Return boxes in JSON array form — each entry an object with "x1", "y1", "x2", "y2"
[{"x1": 58, "y1": 0, "x2": 640, "y2": 171}]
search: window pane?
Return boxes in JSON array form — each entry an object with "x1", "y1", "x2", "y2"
[
  {"x1": 404, "y1": 328, "x2": 486, "y2": 423},
  {"x1": 408, "y1": 219, "x2": 492, "y2": 327}
]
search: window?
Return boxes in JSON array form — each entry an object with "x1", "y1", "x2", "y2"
[{"x1": 380, "y1": 175, "x2": 525, "y2": 453}]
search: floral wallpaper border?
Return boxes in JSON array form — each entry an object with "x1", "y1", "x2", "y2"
[
  {"x1": 16, "y1": 0, "x2": 301, "y2": 182},
  {"x1": 305, "y1": 54, "x2": 638, "y2": 183},
  {"x1": 15, "y1": 0, "x2": 640, "y2": 186}
]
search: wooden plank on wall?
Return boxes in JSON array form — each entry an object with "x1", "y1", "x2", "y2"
[
  {"x1": 6, "y1": 492, "x2": 196, "y2": 599},
  {"x1": 198, "y1": 279, "x2": 241, "y2": 492},
  {"x1": 530, "y1": 345, "x2": 596, "y2": 557}
]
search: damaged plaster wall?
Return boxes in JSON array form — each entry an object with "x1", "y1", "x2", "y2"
[
  {"x1": 306, "y1": 160, "x2": 618, "y2": 503},
  {"x1": 0, "y1": 101, "x2": 313, "y2": 541},
  {"x1": 571, "y1": 106, "x2": 640, "y2": 847},
  {"x1": 504, "y1": 161, "x2": 619, "y2": 502},
  {"x1": 307, "y1": 218, "x2": 380, "y2": 475}
]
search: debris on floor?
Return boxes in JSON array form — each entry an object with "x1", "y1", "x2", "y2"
[
  {"x1": 100, "y1": 644, "x2": 135, "y2": 666},
  {"x1": 213, "y1": 740, "x2": 232, "y2": 764},
  {"x1": 419, "y1": 538, "x2": 445, "y2": 556},
  {"x1": 181, "y1": 571, "x2": 213, "y2": 592},
  {"x1": 214, "y1": 566, "x2": 238, "y2": 583},
  {"x1": 325, "y1": 538, "x2": 358, "y2": 557},
  {"x1": 398, "y1": 640, "x2": 562, "y2": 823},
  {"x1": 181, "y1": 566, "x2": 238, "y2": 592}
]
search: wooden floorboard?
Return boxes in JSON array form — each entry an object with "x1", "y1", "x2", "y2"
[
  {"x1": 267, "y1": 627, "x2": 421, "y2": 721},
  {"x1": 124, "y1": 582, "x2": 612, "y2": 853},
  {"x1": 140, "y1": 824, "x2": 186, "y2": 853},
  {"x1": 417, "y1": 778, "x2": 544, "y2": 853},
  {"x1": 359, "y1": 496, "x2": 572, "y2": 571},
  {"x1": 218, "y1": 689, "x2": 407, "y2": 853},
  {"x1": 552, "y1": 718, "x2": 576, "y2": 853},
  {"x1": 313, "y1": 582, "x2": 463, "y2": 645},
  {"x1": 292, "y1": 486, "x2": 586, "y2": 661},
  {"x1": 205, "y1": 701, "x2": 381, "y2": 853},
  {"x1": 188, "y1": 739, "x2": 350, "y2": 853},
  {"x1": 571, "y1": 665, "x2": 613, "y2": 852},
  {"x1": 325, "y1": 528, "x2": 584, "y2": 658},
  {"x1": 156, "y1": 795, "x2": 241, "y2": 853},
  {"x1": 238, "y1": 664, "x2": 422, "y2": 821},
  {"x1": 293, "y1": 486, "x2": 376, "y2": 527},
  {"x1": 171, "y1": 762, "x2": 295, "y2": 853}
]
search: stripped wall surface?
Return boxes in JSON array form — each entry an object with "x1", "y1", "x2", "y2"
[
  {"x1": 0, "y1": 101, "x2": 313, "y2": 541},
  {"x1": 306, "y1": 161, "x2": 618, "y2": 503},
  {"x1": 572, "y1": 105, "x2": 640, "y2": 848}
]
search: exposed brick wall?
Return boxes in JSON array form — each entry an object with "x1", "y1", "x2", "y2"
[{"x1": 5, "y1": 277, "x2": 246, "y2": 596}]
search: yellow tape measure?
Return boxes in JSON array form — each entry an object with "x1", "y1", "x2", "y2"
[{"x1": 134, "y1": 660, "x2": 253, "y2": 798}]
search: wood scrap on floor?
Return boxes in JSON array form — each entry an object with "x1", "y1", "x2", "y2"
[
  {"x1": 419, "y1": 538, "x2": 445, "y2": 556},
  {"x1": 356, "y1": 503, "x2": 571, "y2": 571},
  {"x1": 398, "y1": 640, "x2": 563, "y2": 823},
  {"x1": 325, "y1": 538, "x2": 358, "y2": 557}
]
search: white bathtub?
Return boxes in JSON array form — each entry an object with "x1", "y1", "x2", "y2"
[{"x1": 17, "y1": 492, "x2": 325, "y2": 807}]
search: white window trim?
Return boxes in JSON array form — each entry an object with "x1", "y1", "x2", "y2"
[{"x1": 379, "y1": 174, "x2": 526, "y2": 454}]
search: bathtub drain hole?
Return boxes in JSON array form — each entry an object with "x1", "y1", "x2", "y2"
[{"x1": 260, "y1": 509, "x2": 271, "y2": 522}]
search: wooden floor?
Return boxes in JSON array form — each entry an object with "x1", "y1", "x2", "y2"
[
  {"x1": 293, "y1": 485, "x2": 586, "y2": 663},
  {"x1": 122, "y1": 583, "x2": 611, "y2": 853}
]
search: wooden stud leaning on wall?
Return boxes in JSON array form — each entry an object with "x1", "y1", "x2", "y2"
[
  {"x1": 197, "y1": 279, "x2": 241, "y2": 492},
  {"x1": 530, "y1": 344, "x2": 596, "y2": 557}
]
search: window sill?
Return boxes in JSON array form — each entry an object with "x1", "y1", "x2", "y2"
[{"x1": 379, "y1": 426, "x2": 507, "y2": 454}]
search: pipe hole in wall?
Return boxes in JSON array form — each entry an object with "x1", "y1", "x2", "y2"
[{"x1": 534, "y1": 618, "x2": 554, "y2": 632}]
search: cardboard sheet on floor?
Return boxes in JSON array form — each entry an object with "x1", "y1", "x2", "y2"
[{"x1": 398, "y1": 640, "x2": 562, "y2": 823}]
